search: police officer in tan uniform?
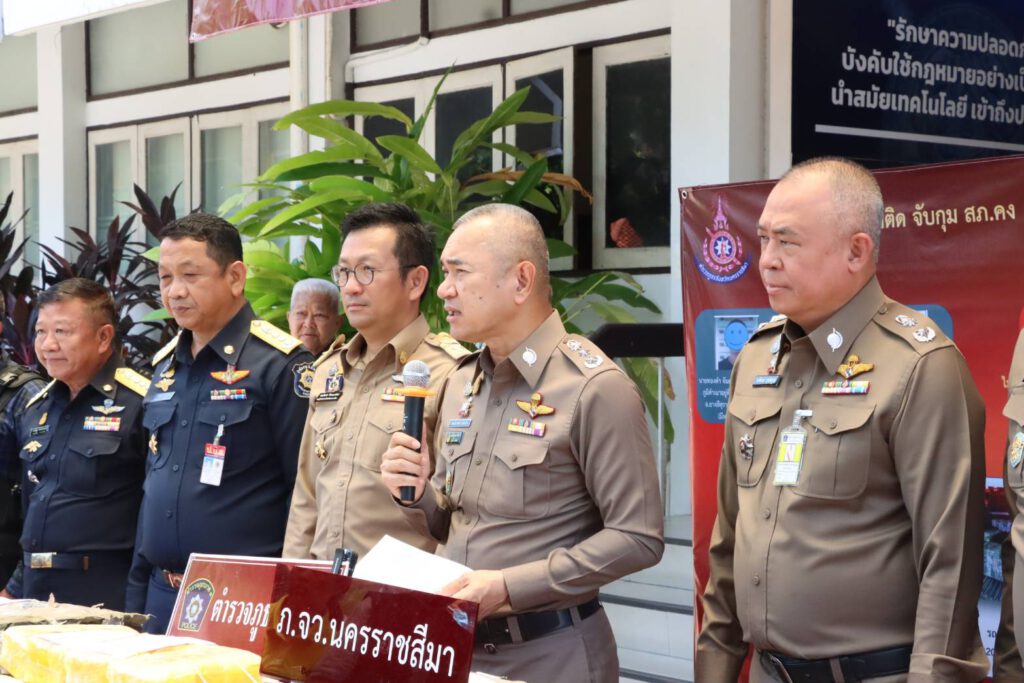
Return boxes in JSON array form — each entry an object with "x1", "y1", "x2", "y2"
[
  {"x1": 994, "y1": 331, "x2": 1024, "y2": 682},
  {"x1": 697, "y1": 158, "x2": 989, "y2": 682},
  {"x1": 380, "y1": 203, "x2": 664, "y2": 683},
  {"x1": 284, "y1": 203, "x2": 468, "y2": 560}
]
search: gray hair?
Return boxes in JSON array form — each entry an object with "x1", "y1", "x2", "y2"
[
  {"x1": 453, "y1": 204, "x2": 549, "y2": 285},
  {"x1": 290, "y1": 278, "x2": 340, "y2": 309}
]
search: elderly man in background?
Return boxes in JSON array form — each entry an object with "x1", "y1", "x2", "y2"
[{"x1": 287, "y1": 278, "x2": 343, "y2": 358}]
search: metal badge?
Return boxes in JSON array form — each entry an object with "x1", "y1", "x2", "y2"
[
  {"x1": 739, "y1": 433, "x2": 754, "y2": 459},
  {"x1": 515, "y1": 392, "x2": 554, "y2": 419},
  {"x1": 837, "y1": 355, "x2": 874, "y2": 379},
  {"x1": 913, "y1": 327, "x2": 936, "y2": 343},
  {"x1": 894, "y1": 314, "x2": 917, "y2": 328},
  {"x1": 826, "y1": 328, "x2": 844, "y2": 352},
  {"x1": 522, "y1": 347, "x2": 537, "y2": 367}
]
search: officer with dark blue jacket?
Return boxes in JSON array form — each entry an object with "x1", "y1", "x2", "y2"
[
  {"x1": 126, "y1": 213, "x2": 314, "y2": 632},
  {"x1": 0, "y1": 278, "x2": 147, "y2": 609}
]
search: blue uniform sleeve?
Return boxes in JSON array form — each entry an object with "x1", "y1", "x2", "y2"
[
  {"x1": 268, "y1": 351, "x2": 314, "y2": 492},
  {"x1": 4, "y1": 560, "x2": 23, "y2": 597},
  {"x1": 125, "y1": 504, "x2": 151, "y2": 613}
]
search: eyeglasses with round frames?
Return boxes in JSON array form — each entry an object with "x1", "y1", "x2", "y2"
[{"x1": 331, "y1": 263, "x2": 419, "y2": 286}]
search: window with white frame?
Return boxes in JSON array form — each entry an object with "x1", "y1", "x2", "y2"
[
  {"x1": 0, "y1": 140, "x2": 40, "y2": 269},
  {"x1": 352, "y1": 36, "x2": 669, "y2": 272}
]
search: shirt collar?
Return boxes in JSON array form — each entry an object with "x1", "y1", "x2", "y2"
[
  {"x1": 481, "y1": 310, "x2": 564, "y2": 389},
  {"x1": 792, "y1": 276, "x2": 885, "y2": 375},
  {"x1": 342, "y1": 314, "x2": 430, "y2": 373},
  {"x1": 85, "y1": 351, "x2": 123, "y2": 400},
  {"x1": 177, "y1": 302, "x2": 255, "y2": 366}
]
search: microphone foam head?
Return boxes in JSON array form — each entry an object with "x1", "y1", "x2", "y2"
[{"x1": 402, "y1": 359, "x2": 431, "y2": 389}]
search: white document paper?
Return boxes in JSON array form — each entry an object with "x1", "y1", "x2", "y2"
[
  {"x1": 353, "y1": 534, "x2": 470, "y2": 594},
  {"x1": 469, "y1": 673, "x2": 526, "y2": 683}
]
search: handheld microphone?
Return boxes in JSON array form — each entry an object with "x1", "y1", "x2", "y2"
[{"x1": 400, "y1": 360, "x2": 431, "y2": 503}]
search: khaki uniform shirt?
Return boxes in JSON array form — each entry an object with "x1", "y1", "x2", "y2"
[
  {"x1": 696, "y1": 277, "x2": 989, "y2": 682},
  {"x1": 995, "y1": 329, "x2": 1024, "y2": 682},
  {"x1": 402, "y1": 311, "x2": 664, "y2": 613},
  {"x1": 283, "y1": 315, "x2": 468, "y2": 560}
]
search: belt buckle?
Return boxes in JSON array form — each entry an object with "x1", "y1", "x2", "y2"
[
  {"x1": 30, "y1": 552, "x2": 53, "y2": 569},
  {"x1": 760, "y1": 652, "x2": 796, "y2": 683},
  {"x1": 163, "y1": 570, "x2": 182, "y2": 589}
]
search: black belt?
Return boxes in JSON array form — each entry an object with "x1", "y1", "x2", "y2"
[
  {"x1": 474, "y1": 597, "x2": 601, "y2": 652},
  {"x1": 24, "y1": 550, "x2": 130, "y2": 571},
  {"x1": 759, "y1": 645, "x2": 913, "y2": 683}
]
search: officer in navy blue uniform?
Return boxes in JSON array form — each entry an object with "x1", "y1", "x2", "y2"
[
  {"x1": 0, "y1": 278, "x2": 147, "y2": 610},
  {"x1": 127, "y1": 213, "x2": 313, "y2": 632}
]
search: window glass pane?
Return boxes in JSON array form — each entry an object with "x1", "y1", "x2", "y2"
[
  {"x1": 515, "y1": 70, "x2": 565, "y2": 239},
  {"x1": 428, "y1": 0, "x2": 501, "y2": 31},
  {"x1": 363, "y1": 98, "x2": 415, "y2": 153},
  {"x1": 194, "y1": 23, "x2": 289, "y2": 78},
  {"x1": 604, "y1": 57, "x2": 670, "y2": 249},
  {"x1": 511, "y1": 0, "x2": 585, "y2": 14},
  {"x1": 354, "y1": 0, "x2": 419, "y2": 46},
  {"x1": 96, "y1": 141, "x2": 134, "y2": 236},
  {"x1": 89, "y1": 0, "x2": 188, "y2": 95},
  {"x1": 145, "y1": 133, "x2": 186, "y2": 245},
  {"x1": 0, "y1": 34, "x2": 37, "y2": 113},
  {"x1": 258, "y1": 120, "x2": 290, "y2": 199},
  {"x1": 0, "y1": 159, "x2": 11, "y2": 211},
  {"x1": 436, "y1": 87, "x2": 492, "y2": 181},
  {"x1": 201, "y1": 127, "x2": 243, "y2": 213},
  {"x1": 22, "y1": 154, "x2": 39, "y2": 270}
]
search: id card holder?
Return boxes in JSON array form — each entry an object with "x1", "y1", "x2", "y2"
[
  {"x1": 773, "y1": 409, "x2": 812, "y2": 487},
  {"x1": 200, "y1": 424, "x2": 226, "y2": 486}
]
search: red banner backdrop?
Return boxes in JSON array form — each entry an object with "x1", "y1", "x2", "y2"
[
  {"x1": 682, "y1": 155, "x2": 1024, "y2": 669},
  {"x1": 190, "y1": 0, "x2": 395, "y2": 41}
]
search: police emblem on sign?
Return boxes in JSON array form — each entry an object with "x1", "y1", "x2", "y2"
[
  {"x1": 177, "y1": 578, "x2": 215, "y2": 631},
  {"x1": 697, "y1": 195, "x2": 751, "y2": 284}
]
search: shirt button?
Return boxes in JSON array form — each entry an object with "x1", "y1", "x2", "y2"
[
  {"x1": 794, "y1": 379, "x2": 803, "y2": 389},
  {"x1": 49, "y1": 454, "x2": 56, "y2": 461},
  {"x1": 172, "y1": 465, "x2": 180, "y2": 472},
  {"x1": 385, "y1": 422, "x2": 393, "y2": 431},
  {"x1": 761, "y1": 508, "x2": 770, "y2": 519},
  {"x1": 165, "y1": 510, "x2": 173, "y2": 518},
  {"x1": 30, "y1": 540, "x2": 37, "y2": 549},
  {"x1": 475, "y1": 459, "x2": 482, "y2": 466},
  {"x1": 752, "y1": 575, "x2": 761, "y2": 586},
  {"x1": 219, "y1": 414, "x2": 226, "y2": 422},
  {"x1": 62, "y1": 414, "x2": 70, "y2": 421},
  {"x1": 180, "y1": 419, "x2": 189, "y2": 427},
  {"x1": 362, "y1": 386, "x2": 370, "y2": 394},
  {"x1": 330, "y1": 530, "x2": 339, "y2": 538},
  {"x1": 493, "y1": 398, "x2": 503, "y2": 406},
  {"x1": 86, "y1": 447, "x2": 94, "y2": 456},
  {"x1": 511, "y1": 454, "x2": 518, "y2": 463},
  {"x1": 829, "y1": 419, "x2": 838, "y2": 429},
  {"x1": 346, "y1": 432, "x2": 354, "y2": 441}
]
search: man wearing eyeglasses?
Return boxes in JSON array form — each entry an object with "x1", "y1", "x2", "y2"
[{"x1": 283, "y1": 203, "x2": 468, "y2": 561}]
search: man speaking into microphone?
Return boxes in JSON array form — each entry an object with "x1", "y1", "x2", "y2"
[{"x1": 284, "y1": 203, "x2": 468, "y2": 560}]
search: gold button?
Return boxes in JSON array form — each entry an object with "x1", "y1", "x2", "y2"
[
  {"x1": 224, "y1": 345, "x2": 235, "y2": 355},
  {"x1": 103, "y1": 384, "x2": 113, "y2": 392},
  {"x1": 399, "y1": 351, "x2": 409, "y2": 364}
]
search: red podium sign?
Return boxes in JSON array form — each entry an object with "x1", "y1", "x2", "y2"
[
  {"x1": 261, "y1": 565, "x2": 478, "y2": 682},
  {"x1": 166, "y1": 554, "x2": 332, "y2": 653}
]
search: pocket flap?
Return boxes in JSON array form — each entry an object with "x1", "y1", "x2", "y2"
[
  {"x1": 197, "y1": 401, "x2": 254, "y2": 427},
  {"x1": 68, "y1": 435, "x2": 121, "y2": 458},
  {"x1": 143, "y1": 402, "x2": 176, "y2": 430},
  {"x1": 1005, "y1": 392, "x2": 1024, "y2": 423},
  {"x1": 807, "y1": 404, "x2": 875, "y2": 436},
  {"x1": 367, "y1": 412, "x2": 402, "y2": 435},
  {"x1": 492, "y1": 439, "x2": 548, "y2": 471},
  {"x1": 310, "y1": 406, "x2": 340, "y2": 433},
  {"x1": 728, "y1": 394, "x2": 783, "y2": 427},
  {"x1": 442, "y1": 432, "x2": 476, "y2": 463}
]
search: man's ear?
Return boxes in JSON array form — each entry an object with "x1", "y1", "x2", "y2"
[
  {"x1": 227, "y1": 260, "x2": 248, "y2": 297},
  {"x1": 848, "y1": 232, "x2": 874, "y2": 273},
  {"x1": 405, "y1": 265, "x2": 429, "y2": 302},
  {"x1": 512, "y1": 260, "x2": 537, "y2": 305}
]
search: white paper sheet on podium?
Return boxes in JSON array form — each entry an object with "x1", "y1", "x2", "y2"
[{"x1": 352, "y1": 534, "x2": 470, "y2": 594}]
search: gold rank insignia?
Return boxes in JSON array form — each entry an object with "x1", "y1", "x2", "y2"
[
  {"x1": 515, "y1": 392, "x2": 555, "y2": 419},
  {"x1": 155, "y1": 366, "x2": 176, "y2": 392},
  {"x1": 149, "y1": 433, "x2": 158, "y2": 454},
  {"x1": 315, "y1": 439, "x2": 328, "y2": 462},
  {"x1": 23, "y1": 441, "x2": 42, "y2": 454},
  {"x1": 115, "y1": 367, "x2": 151, "y2": 396},
  {"x1": 211, "y1": 365, "x2": 250, "y2": 385},
  {"x1": 250, "y1": 320, "x2": 302, "y2": 354},
  {"x1": 837, "y1": 355, "x2": 874, "y2": 380},
  {"x1": 39, "y1": 412, "x2": 47, "y2": 426}
]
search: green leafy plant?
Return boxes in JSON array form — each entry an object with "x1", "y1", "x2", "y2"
[
  {"x1": 225, "y1": 76, "x2": 673, "y2": 442},
  {"x1": 0, "y1": 192, "x2": 37, "y2": 366}
]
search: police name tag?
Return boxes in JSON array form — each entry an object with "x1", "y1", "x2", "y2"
[
  {"x1": 753, "y1": 374, "x2": 782, "y2": 387},
  {"x1": 200, "y1": 443, "x2": 226, "y2": 486}
]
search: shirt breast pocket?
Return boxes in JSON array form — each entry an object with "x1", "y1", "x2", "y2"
[
  {"x1": 727, "y1": 394, "x2": 782, "y2": 487},
  {"x1": 441, "y1": 432, "x2": 476, "y2": 508},
  {"x1": 1004, "y1": 391, "x2": 1024, "y2": 489},
  {"x1": 143, "y1": 402, "x2": 176, "y2": 471},
  {"x1": 482, "y1": 438, "x2": 550, "y2": 519},
  {"x1": 363, "y1": 408, "x2": 404, "y2": 472},
  {"x1": 197, "y1": 401, "x2": 254, "y2": 473},
  {"x1": 794, "y1": 403, "x2": 875, "y2": 500},
  {"x1": 19, "y1": 433, "x2": 53, "y2": 479},
  {"x1": 63, "y1": 435, "x2": 120, "y2": 497}
]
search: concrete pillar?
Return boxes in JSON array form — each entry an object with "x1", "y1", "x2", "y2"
[{"x1": 35, "y1": 23, "x2": 87, "y2": 250}]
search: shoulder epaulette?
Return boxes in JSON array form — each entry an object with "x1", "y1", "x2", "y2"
[
  {"x1": 115, "y1": 368, "x2": 151, "y2": 396},
  {"x1": 874, "y1": 304, "x2": 953, "y2": 354},
  {"x1": 250, "y1": 320, "x2": 303, "y2": 354},
  {"x1": 559, "y1": 336, "x2": 612, "y2": 374},
  {"x1": 426, "y1": 332, "x2": 470, "y2": 360},
  {"x1": 750, "y1": 315, "x2": 786, "y2": 340},
  {"x1": 152, "y1": 332, "x2": 181, "y2": 367},
  {"x1": 312, "y1": 334, "x2": 347, "y2": 369},
  {"x1": 25, "y1": 379, "x2": 56, "y2": 409}
]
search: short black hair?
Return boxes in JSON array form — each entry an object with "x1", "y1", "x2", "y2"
[
  {"x1": 160, "y1": 213, "x2": 243, "y2": 270},
  {"x1": 38, "y1": 277, "x2": 117, "y2": 329},
  {"x1": 342, "y1": 203, "x2": 436, "y2": 293}
]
